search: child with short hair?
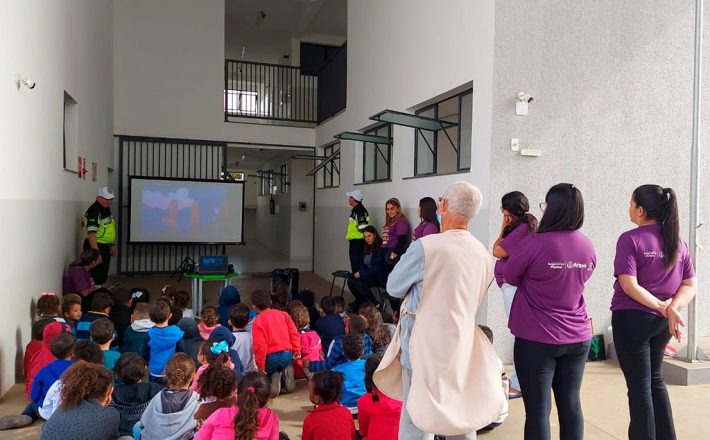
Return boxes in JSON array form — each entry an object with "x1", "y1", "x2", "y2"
[
  {"x1": 290, "y1": 306, "x2": 323, "y2": 379},
  {"x1": 122, "y1": 302, "x2": 154, "y2": 353},
  {"x1": 271, "y1": 281, "x2": 290, "y2": 311},
  {"x1": 250, "y1": 289, "x2": 301, "y2": 397},
  {"x1": 173, "y1": 289, "x2": 194, "y2": 319},
  {"x1": 139, "y1": 353, "x2": 199, "y2": 440},
  {"x1": 191, "y1": 339, "x2": 234, "y2": 394},
  {"x1": 314, "y1": 297, "x2": 345, "y2": 353},
  {"x1": 229, "y1": 303, "x2": 258, "y2": 373},
  {"x1": 305, "y1": 315, "x2": 373, "y2": 372},
  {"x1": 76, "y1": 291, "x2": 113, "y2": 340},
  {"x1": 143, "y1": 301, "x2": 186, "y2": 384},
  {"x1": 302, "y1": 370, "x2": 356, "y2": 440},
  {"x1": 332, "y1": 334, "x2": 367, "y2": 408},
  {"x1": 90, "y1": 318, "x2": 121, "y2": 370},
  {"x1": 198, "y1": 306, "x2": 220, "y2": 340},
  {"x1": 61, "y1": 294, "x2": 82, "y2": 333},
  {"x1": 297, "y1": 289, "x2": 321, "y2": 329},
  {"x1": 194, "y1": 371, "x2": 280, "y2": 440},
  {"x1": 30, "y1": 333, "x2": 76, "y2": 419},
  {"x1": 193, "y1": 363, "x2": 237, "y2": 426},
  {"x1": 333, "y1": 296, "x2": 346, "y2": 318},
  {"x1": 357, "y1": 355, "x2": 402, "y2": 440},
  {"x1": 23, "y1": 318, "x2": 54, "y2": 399},
  {"x1": 39, "y1": 362, "x2": 119, "y2": 440},
  {"x1": 108, "y1": 288, "x2": 133, "y2": 348},
  {"x1": 110, "y1": 352, "x2": 164, "y2": 437},
  {"x1": 36, "y1": 293, "x2": 63, "y2": 322}
]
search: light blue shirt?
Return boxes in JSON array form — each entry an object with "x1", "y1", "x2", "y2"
[{"x1": 386, "y1": 240, "x2": 425, "y2": 370}]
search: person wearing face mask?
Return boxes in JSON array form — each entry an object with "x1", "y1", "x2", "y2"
[{"x1": 347, "y1": 226, "x2": 387, "y2": 311}]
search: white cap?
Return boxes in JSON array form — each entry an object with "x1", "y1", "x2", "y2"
[
  {"x1": 97, "y1": 187, "x2": 116, "y2": 200},
  {"x1": 346, "y1": 189, "x2": 363, "y2": 201}
]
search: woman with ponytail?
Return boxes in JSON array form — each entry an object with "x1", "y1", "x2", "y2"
[
  {"x1": 357, "y1": 356, "x2": 402, "y2": 440},
  {"x1": 40, "y1": 361, "x2": 119, "y2": 440},
  {"x1": 504, "y1": 183, "x2": 596, "y2": 440},
  {"x1": 492, "y1": 191, "x2": 538, "y2": 398},
  {"x1": 195, "y1": 371, "x2": 280, "y2": 440},
  {"x1": 611, "y1": 185, "x2": 697, "y2": 440}
]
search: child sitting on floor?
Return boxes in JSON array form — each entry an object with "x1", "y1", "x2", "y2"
[
  {"x1": 108, "y1": 288, "x2": 133, "y2": 349},
  {"x1": 173, "y1": 289, "x2": 195, "y2": 319},
  {"x1": 198, "y1": 306, "x2": 221, "y2": 340},
  {"x1": 90, "y1": 318, "x2": 120, "y2": 370},
  {"x1": 110, "y1": 352, "x2": 164, "y2": 437},
  {"x1": 313, "y1": 297, "x2": 345, "y2": 354},
  {"x1": 29, "y1": 333, "x2": 76, "y2": 420},
  {"x1": 76, "y1": 291, "x2": 113, "y2": 340},
  {"x1": 122, "y1": 302, "x2": 154, "y2": 353},
  {"x1": 193, "y1": 363, "x2": 237, "y2": 427},
  {"x1": 61, "y1": 294, "x2": 82, "y2": 334},
  {"x1": 36, "y1": 293, "x2": 63, "y2": 322},
  {"x1": 290, "y1": 306, "x2": 323, "y2": 379},
  {"x1": 191, "y1": 339, "x2": 234, "y2": 394},
  {"x1": 229, "y1": 303, "x2": 258, "y2": 373},
  {"x1": 143, "y1": 301, "x2": 185, "y2": 384},
  {"x1": 23, "y1": 318, "x2": 54, "y2": 399},
  {"x1": 139, "y1": 353, "x2": 199, "y2": 440},
  {"x1": 217, "y1": 285, "x2": 241, "y2": 326},
  {"x1": 195, "y1": 371, "x2": 280, "y2": 440},
  {"x1": 332, "y1": 334, "x2": 367, "y2": 409},
  {"x1": 357, "y1": 355, "x2": 402, "y2": 440},
  {"x1": 305, "y1": 315, "x2": 373, "y2": 373},
  {"x1": 302, "y1": 370, "x2": 355, "y2": 440}
]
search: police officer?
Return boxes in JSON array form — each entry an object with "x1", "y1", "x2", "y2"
[
  {"x1": 345, "y1": 189, "x2": 369, "y2": 272},
  {"x1": 83, "y1": 187, "x2": 117, "y2": 285}
]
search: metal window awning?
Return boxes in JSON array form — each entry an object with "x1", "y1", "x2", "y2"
[
  {"x1": 334, "y1": 131, "x2": 392, "y2": 144},
  {"x1": 370, "y1": 109, "x2": 459, "y2": 153},
  {"x1": 292, "y1": 154, "x2": 330, "y2": 160},
  {"x1": 306, "y1": 149, "x2": 341, "y2": 176}
]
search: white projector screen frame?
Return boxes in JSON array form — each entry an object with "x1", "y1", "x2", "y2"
[{"x1": 128, "y1": 177, "x2": 245, "y2": 244}]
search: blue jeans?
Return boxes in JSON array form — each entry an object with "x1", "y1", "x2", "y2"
[
  {"x1": 265, "y1": 351, "x2": 292, "y2": 376},
  {"x1": 21, "y1": 402, "x2": 40, "y2": 421}
]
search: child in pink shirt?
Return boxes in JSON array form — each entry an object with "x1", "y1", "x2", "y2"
[
  {"x1": 191, "y1": 339, "x2": 234, "y2": 395},
  {"x1": 290, "y1": 306, "x2": 323, "y2": 378}
]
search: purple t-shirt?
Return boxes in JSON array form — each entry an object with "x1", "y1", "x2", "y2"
[
  {"x1": 610, "y1": 224, "x2": 695, "y2": 315},
  {"x1": 504, "y1": 230, "x2": 596, "y2": 344},
  {"x1": 62, "y1": 265, "x2": 93, "y2": 295},
  {"x1": 494, "y1": 223, "x2": 529, "y2": 287},
  {"x1": 413, "y1": 221, "x2": 439, "y2": 240},
  {"x1": 382, "y1": 217, "x2": 411, "y2": 249}
]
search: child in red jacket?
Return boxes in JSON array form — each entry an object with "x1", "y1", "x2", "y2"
[
  {"x1": 302, "y1": 370, "x2": 355, "y2": 440},
  {"x1": 24, "y1": 318, "x2": 55, "y2": 399},
  {"x1": 357, "y1": 356, "x2": 402, "y2": 440},
  {"x1": 250, "y1": 290, "x2": 301, "y2": 397}
]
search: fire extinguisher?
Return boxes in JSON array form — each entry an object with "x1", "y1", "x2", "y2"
[{"x1": 269, "y1": 196, "x2": 276, "y2": 215}]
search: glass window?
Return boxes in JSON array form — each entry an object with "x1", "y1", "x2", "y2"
[
  {"x1": 320, "y1": 143, "x2": 340, "y2": 189},
  {"x1": 362, "y1": 124, "x2": 391, "y2": 183}
]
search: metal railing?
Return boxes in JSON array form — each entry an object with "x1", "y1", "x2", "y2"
[{"x1": 224, "y1": 60, "x2": 318, "y2": 124}]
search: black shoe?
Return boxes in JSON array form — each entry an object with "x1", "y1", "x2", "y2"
[{"x1": 0, "y1": 415, "x2": 33, "y2": 430}]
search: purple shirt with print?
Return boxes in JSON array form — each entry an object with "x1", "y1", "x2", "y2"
[
  {"x1": 610, "y1": 224, "x2": 695, "y2": 316},
  {"x1": 504, "y1": 230, "x2": 596, "y2": 345},
  {"x1": 413, "y1": 221, "x2": 439, "y2": 240},
  {"x1": 382, "y1": 217, "x2": 411, "y2": 249},
  {"x1": 62, "y1": 265, "x2": 93, "y2": 295},
  {"x1": 494, "y1": 223, "x2": 530, "y2": 287}
]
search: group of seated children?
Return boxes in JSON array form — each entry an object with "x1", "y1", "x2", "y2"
[{"x1": 1, "y1": 281, "x2": 507, "y2": 440}]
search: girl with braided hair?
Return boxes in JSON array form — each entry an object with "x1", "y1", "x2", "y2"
[{"x1": 357, "y1": 355, "x2": 402, "y2": 440}]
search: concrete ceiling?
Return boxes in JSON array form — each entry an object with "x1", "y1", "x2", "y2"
[{"x1": 224, "y1": 0, "x2": 346, "y2": 63}]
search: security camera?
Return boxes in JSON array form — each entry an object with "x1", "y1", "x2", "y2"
[
  {"x1": 15, "y1": 75, "x2": 36, "y2": 90},
  {"x1": 516, "y1": 92, "x2": 533, "y2": 103},
  {"x1": 24, "y1": 79, "x2": 36, "y2": 89}
]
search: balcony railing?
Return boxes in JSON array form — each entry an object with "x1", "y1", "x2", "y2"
[{"x1": 224, "y1": 60, "x2": 318, "y2": 124}]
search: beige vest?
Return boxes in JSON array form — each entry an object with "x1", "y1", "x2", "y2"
[{"x1": 373, "y1": 229, "x2": 507, "y2": 435}]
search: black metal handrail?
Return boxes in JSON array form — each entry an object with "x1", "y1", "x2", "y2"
[{"x1": 224, "y1": 60, "x2": 317, "y2": 123}]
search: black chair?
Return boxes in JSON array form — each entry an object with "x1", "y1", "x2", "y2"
[{"x1": 328, "y1": 270, "x2": 351, "y2": 297}]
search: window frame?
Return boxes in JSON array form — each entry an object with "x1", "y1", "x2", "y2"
[
  {"x1": 279, "y1": 163, "x2": 289, "y2": 194},
  {"x1": 413, "y1": 89, "x2": 472, "y2": 176},
  {"x1": 361, "y1": 124, "x2": 392, "y2": 184},
  {"x1": 258, "y1": 169, "x2": 274, "y2": 196},
  {"x1": 319, "y1": 142, "x2": 340, "y2": 189}
]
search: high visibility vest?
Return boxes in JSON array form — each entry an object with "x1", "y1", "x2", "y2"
[
  {"x1": 346, "y1": 204, "x2": 369, "y2": 240},
  {"x1": 86, "y1": 213, "x2": 116, "y2": 244}
]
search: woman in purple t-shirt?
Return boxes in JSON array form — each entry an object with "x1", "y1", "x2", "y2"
[
  {"x1": 381, "y1": 198, "x2": 411, "y2": 263},
  {"x1": 504, "y1": 183, "x2": 596, "y2": 440},
  {"x1": 492, "y1": 191, "x2": 537, "y2": 398},
  {"x1": 62, "y1": 249, "x2": 101, "y2": 311},
  {"x1": 412, "y1": 197, "x2": 440, "y2": 241},
  {"x1": 611, "y1": 185, "x2": 697, "y2": 440}
]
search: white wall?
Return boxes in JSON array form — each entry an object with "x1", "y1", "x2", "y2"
[
  {"x1": 0, "y1": 0, "x2": 113, "y2": 395},
  {"x1": 313, "y1": 0, "x2": 495, "y2": 309},
  {"x1": 113, "y1": 0, "x2": 315, "y2": 147},
  {"x1": 289, "y1": 159, "x2": 315, "y2": 270}
]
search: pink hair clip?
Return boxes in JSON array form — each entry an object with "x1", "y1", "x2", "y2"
[
  {"x1": 41, "y1": 291, "x2": 56, "y2": 296},
  {"x1": 248, "y1": 386, "x2": 255, "y2": 393}
]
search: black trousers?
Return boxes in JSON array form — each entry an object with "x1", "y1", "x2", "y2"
[
  {"x1": 514, "y1": 336, "x2": 591, "y2": 440},
  {"x1": 347, "y1": 275, "x2": 380, "y2": 307},
  {"x1": 612, "y1": 310, "x2": 676, "y2": 440},
  {"x1": 83, "y1": 239, "x2": 111, "y2": 285},
  {"x1": 348, "y1": 239, "x2": 365, "y2": 273}
]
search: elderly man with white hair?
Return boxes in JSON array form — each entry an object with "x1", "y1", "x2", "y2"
[{"x1": 374, "y1": 181, "x2": 507, "y2": 440}]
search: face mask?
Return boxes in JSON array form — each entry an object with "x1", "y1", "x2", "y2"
[{"x1": 436, "y1": 214, "x2": 442, "y2": 224}]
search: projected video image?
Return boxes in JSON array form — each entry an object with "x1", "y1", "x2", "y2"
[{"x1": 130, "y1": 179, "x2": 244, "y2": 243}]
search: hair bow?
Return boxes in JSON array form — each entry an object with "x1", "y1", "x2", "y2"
[
  {"x1": 247, "y1": 386, "x2": 255, "y2": 393},
  {"x1": 41, "y1": 291, "x2": 56, "y2": 296},
  {"x1": 210, "y1": 340, "x2": 229, "y2": 355},
  {"x1": 131, "y1": 291, "x2": 144, "y2": 299}
]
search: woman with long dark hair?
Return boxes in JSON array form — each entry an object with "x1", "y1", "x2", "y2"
[
  {"x1": 611, "y1": 185, "x2": 696, "y2": 440},
  {"x1": 347, "y1": 226, "x2": 386, "y2": 311},
  {"x1": 504, "y1": 183, "x2": 596, "y2": 440},
  {"x1": 412, "y1": 197, "x2": 440, "y2": 240},
  {"x1": 492, "y1": 191, "x2": 538, "y2": 398}
]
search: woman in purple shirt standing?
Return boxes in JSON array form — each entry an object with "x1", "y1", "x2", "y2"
[
  {"x1": 611, "y1": 185, "x2": 696, "y2": 440},
  {"x1": 504, "y1": 183, "x2": 596, "y2": 440},
  {"x1": 412, "y1": 197, "x2": 440, "y2": 241},
  {"x1": 381, "y1": 198, "x2": 411, "y2": 264},
  {"x1": 492, "y1": 191, "x2": 538, "y2": 398}
]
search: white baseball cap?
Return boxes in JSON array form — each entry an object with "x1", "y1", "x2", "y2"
[
  {"x1": 346, "y1": 189, "x2": 363, "y2": 201},
  {"x1": 97, "y1": 187, "x2": 116, "y2": 200}
]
